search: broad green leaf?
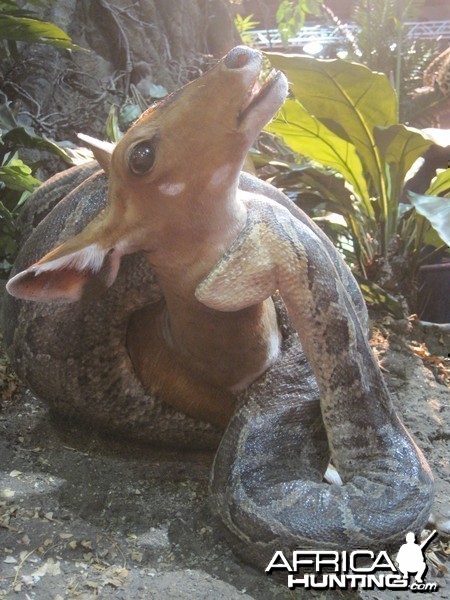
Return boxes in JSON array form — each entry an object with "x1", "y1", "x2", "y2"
[
  {"x1": 0, "y1": 15, "x2": 78, "y2": 49},
  {"x1": 277, "y1": 166, "x2": 355, "y2": 214},
  {"x1": 426, "y1": 168, "x2": 450, "y2": 197},
  {"x1": 409, "y1": 191, "x2": 450, "y2": 246},
  {"x1": 0, "y1": 161, "x2": 41, "y2": 192},
  {"x1": 0, "y1": 0, "x2": 49, "y2": 9},
  {"x1": 374, "y1": 124, "x2": 434, "y2": 210},
  {"x1": 423, "y1": 223, "x2": 446, "y2": 249},
  {"x1": 2, "y1": 126, "x2": 72, "y2": 161},
  {"x1": 267, "y1": 98, "x2": 371, "y2": 205},
  {"x1": 266, "y1": 53, "x2": 397, "y2": 197}
]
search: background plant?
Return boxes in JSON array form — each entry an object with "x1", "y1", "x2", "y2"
[
  {"x1": 276, "y1": 0, "x2": 324, "y2": 46},
  {"x1": 0, "y1": 0, "x2": 78, "y2": 275},
  {"x1": 263, "y1": 53, "x2": 449, "y2": 315},
  {"x1": 234, "y1": 12, "x2": 260, "y2": 46},
  {"x1": 271, "y1": 0, "x2": 440, "y2": 123},
  {"x1": 348, "y1": 0, "x2": 439, "y2": 121}
]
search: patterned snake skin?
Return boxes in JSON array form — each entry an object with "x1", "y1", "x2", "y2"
[
  {"x1": 197, "y1": 197, "x2": 434, "y2": 567},
  {"x1": 3, "y1": 45, "x2": 434, "y2": 572}
]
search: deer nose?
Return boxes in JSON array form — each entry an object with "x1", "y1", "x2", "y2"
[{"x1": 224, "y1": 46, "x2": 262, "y2": 70}]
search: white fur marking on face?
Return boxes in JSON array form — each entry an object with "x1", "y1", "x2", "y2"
[
  {"x1": 158, "y1": 182, "x2": 186, "y2": 196},
  {"x1": 209, "y1": 164, "x2": 232, "y2": 187},
  {"x1": 34, "y1": 244, "x2": 106, "y2": 275}
]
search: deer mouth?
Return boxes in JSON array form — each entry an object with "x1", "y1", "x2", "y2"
[{"x1": 237, "y1": 69, "x2": 284, "y2": 126}]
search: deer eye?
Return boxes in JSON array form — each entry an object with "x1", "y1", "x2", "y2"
[{"x1": 129, "y1": 141, "x2": 156, "y2": 175}]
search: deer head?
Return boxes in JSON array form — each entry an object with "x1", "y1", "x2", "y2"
[{"x1": 7, "y1": 46, "x2": 288, "y2": 302}]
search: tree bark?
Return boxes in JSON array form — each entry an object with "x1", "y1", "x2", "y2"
[{"x1": 4, "y1": 0, "x2": 238, "y2": 141}]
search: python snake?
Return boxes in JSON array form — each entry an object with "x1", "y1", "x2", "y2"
[{"x1": 4, "y1": 46, "x2": 433, "y2": 572}]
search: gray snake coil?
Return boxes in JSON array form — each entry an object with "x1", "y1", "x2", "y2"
[
  {"x1": 4, "y1": 162, "x2": 433, "y2": 571},
  {"x1": 4, "y1": 43, "x2": 434, "y2": 572}
]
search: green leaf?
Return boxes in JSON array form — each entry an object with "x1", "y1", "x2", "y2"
[
  {"x1": 409, "y1": 191, "x2": 450, "y2": 246},
  {"x1": 148, "y1": 83, "x2": 168, "y2": 99},
  {"x1": 267, "y1": 98, "x2": 371, "y2": 204},
  {"x1": 0, "y1": 15, "x2": 79, "y2": 49},
  {"x1": 357, "y1": 277, "x2": 404, "y2": 318},
  {"x1": 426, "y1": 167, "x2": 450, "y2": 197},
  {"x1": 0, "y1": 159, "x2": 41, "y2": 192},
  {"x1": 374, "y1": 124, "x2": 434, "y2": 214},
  {"x1": 266, "y1": 53, "x2": 397, "y2": 197},
  {"x1": 293, "y1": 167, "x2": 356, "y2": 213},
  {"x1": 2, "y1": 126, "x2": 72, "y2": 161},
  {"x1": 234, "y1": 13, "x2": 260, "y2": 37},
  {"x1": 374, "y1": 125, "x2": 434, "y2": 187},
  {"x1": 105, "y1": 105, "x2": 122, "y2": 143}
]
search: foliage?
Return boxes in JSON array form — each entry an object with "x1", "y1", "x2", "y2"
[
  {"x1": 234, "y1": 13, "x2": 260, "y2": 46},
  {"x1": 0, "y1": 100, "x2": 76, "y2": 273},
  {"x1": 276, "y1": 0, "x2": 323, "y2": 46},
  {"x1": 264, "y1": 52, "x2": 449, "y2": 314},
  {"x1": 408, "y1": 169, "x2": 450, "y2": 248},
  {"x1": 0, "y1": 0, "x2": 78, "y2": 275},
  {"x1": 0, "y1": 0, "x2": 79, "y2": 60},
  {"x1": 271, "y1": 1, "x2": 437, "y2": 122},
  {"x1": 105, "y1": 83, "x2": 167, "y2": 143},
  {"x1": 346, "y1": 0, "x2": 437, "y2": 120},
  {"x1": 350, "y1": 0, "x2": 419, "y2": 70}
]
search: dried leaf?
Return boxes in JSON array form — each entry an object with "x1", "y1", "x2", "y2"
[
  {"x1": 105, "y1": 577, "x2": 123, "y2": 588},
  {"x1": 86, "y1": 580, "x2": 101, "y2": 589},
  {"x1": 46, "y1": 560, "x2": 61, "y2": 576},
  {"x1": 131, "y1": 551, "x2": 143, "y2": 562},
  {"x1": 31, "y1": 558, "x2": 61, "y2": 577}
]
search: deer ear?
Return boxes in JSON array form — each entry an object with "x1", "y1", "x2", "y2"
[
  {"x1": 6, "y1": 233, "x2": 129, "y2": 303},
  {"x1": 77, "y1": 133, "x2": 115, "y2": 174}
]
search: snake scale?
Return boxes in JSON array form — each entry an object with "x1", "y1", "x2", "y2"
[{"x1": 4, "y1": 46, "x2": 433, "y2": 572}]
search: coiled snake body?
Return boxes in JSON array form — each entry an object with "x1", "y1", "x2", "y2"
[{"x1": 4, "y1": 46, "x2": 433, "y2": 571}]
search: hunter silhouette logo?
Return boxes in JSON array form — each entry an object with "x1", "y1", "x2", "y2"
[
  {"x1": 397, "y1": 531, "x2": 433, "y2": 583},
  {"x1": 266, "y1": 531, "x2": 440, "y2": 592}
]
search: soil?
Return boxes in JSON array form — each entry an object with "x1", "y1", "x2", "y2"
[{"x1": 0, "y1": 293, "x2": 449, "y2": 599}]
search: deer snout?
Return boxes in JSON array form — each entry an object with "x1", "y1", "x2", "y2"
[{"x1": 223, "y1": 46, "x2": 262, "y2": 72}]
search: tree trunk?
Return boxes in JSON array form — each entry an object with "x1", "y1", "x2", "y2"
[{"x1": 5, "y1": 0, "x2": 238, "y2": 141}]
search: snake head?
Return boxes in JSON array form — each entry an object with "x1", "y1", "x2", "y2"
[{"x1": 195, "y1": 202, "x2": 294, "y2": 311}]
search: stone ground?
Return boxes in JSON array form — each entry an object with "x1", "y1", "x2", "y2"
[{"x1": 0, "y1": 312, "x2": 449, "y2": 600}]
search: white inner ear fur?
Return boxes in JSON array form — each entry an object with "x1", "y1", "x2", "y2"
[
  {"x1": 77, "y1": 133, "x2": 114, "y2": 172},
  {"x1": 33, "y1": 244, "x2": 107, "y2": 275},
  {"x1": 77, "y1": 133, "x2": 115, "y2": 155}
]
